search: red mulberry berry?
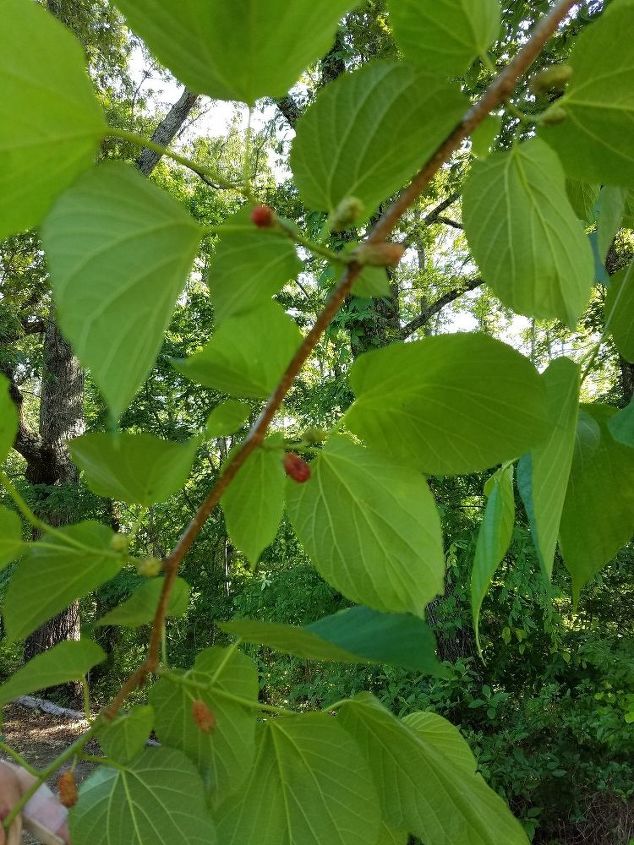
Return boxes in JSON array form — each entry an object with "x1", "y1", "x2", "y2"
[
  {"x1": 250, "y1": 205, "x2": 275, "y2": 228},
  {"x1": 283, "y1": 453, "x2": 311, "y2": 483}
]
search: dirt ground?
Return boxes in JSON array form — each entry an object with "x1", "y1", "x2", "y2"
[
  {"x1": 1, "y1": 702, "x2": 98, "y2": 845},
  {"x1": 1, "y1": 702, "x2": 96, "y2": 785}
]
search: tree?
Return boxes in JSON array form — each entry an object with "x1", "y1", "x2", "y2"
[{"x1": 1, "y1": 0, "x2": 633, "y2": 843}]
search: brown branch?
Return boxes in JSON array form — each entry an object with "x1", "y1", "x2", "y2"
[
  {"x1": 102, "y1": 0, "x2": 578, "y2": 721},
  {"x1": 369, "y1": 0, "x2": 578, "y2": 245},
  {"x1": 400, "y1": 278, "x2": 483, "y2": 340}
]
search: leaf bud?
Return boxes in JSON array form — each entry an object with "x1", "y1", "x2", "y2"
[
  {"x1": 110, "y1": 533, "x2": 130, "y2": 553},
  {"x1": 58, "y1": 771, "x2": 78, "y2": 808},
  {"x1": 135, "y1": 556, "x2": 163, "y2": 577},
  {"x1": 192, "y1": 699, "x2": 216, "y2": 733},
  {"x1": 283, "y1": 452, "x2": 311, "y2": 483},
  {"x1": 302, "y1": 427, "x2": 328, "y2": 445},
  {"x1": 352, "y1": 242, "x2": 406, "y2": 267},
  {"x1": 529, "y1": 64, "x2": 573, "y2": 95},
  {"x1": 250, "y1": 204, "x2": 275, "y2": 228},
  {"x1": 329, "y1": 196, "x2": 365, "y2": 231},
  {"x1": 540, "y1": 106, "x2": 568, "y2": 126}
]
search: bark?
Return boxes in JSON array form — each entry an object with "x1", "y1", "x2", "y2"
[
  {"x1": 620, "y1": 358, "x2": 634, "y2": 403},
  {"x1": 274, "y1": 95, "x2": 301, "y2": 129},
  {"x1": 349, "y1": 277, "x2": 402, "y2": 357},
  {"x1": 24, "y1": 316, "x2": 84, "y2": 687},
  {"x1": 136, "y1": 88, "x2": 199, "y2": 176}
]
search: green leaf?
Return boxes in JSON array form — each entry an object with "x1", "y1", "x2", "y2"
[
  {"x1": 0, "y1": 0, "x2": 104, "y2": 239},
  {"x1": 175, "y1": 301, "x2": 301, "y2": 399},
  {"x1": 560, "y1": 405, "x2": 634, "y2": 602},
  {"x1": 95, "y1": 577, "x2": 190, "y2": 627},
  {"x1": 100, "y1": 705, "x2": 154, "y2": 764},
  {"x1": 463, "y1": 138, "x2": 594, "y2": 327},
  {"x1": 608, "y1": 401, "x2": 634, "y2": 447},
  {"x1": 388, "y1": 0, "x2": 501, "y2": 77},
  {"x1": 353, "y1": 265, "x2": 390, "y2": 298},
  {"x1": 539, "y1": 0, "x2": 634, "y2": 187},
  {"x1": 114, "y1": 0, "x2": 356, "y2": 104},
  {"x1": 0, "y1": 506, "x2": 23, "y2": 572},
  {"x1": 517, "y1": 358, "x2": 580, "y2": 580},
  {"x1": 209, "y1": 208, "x2": 302, "y2": 323},
  {"x1": 338, "y1": 694, "x2": 529, "y2": 845},
  {"x1": 0, "y1": 374, "x2": 18, "y2": 463},
  {"x1": 286, "y1": 435, "x2": 444, "y2": 616},
  {"x1": 377, "y1": 826, "x2": 408, "y2": 845},
  {"x1": 217, "y1": 713, "x2": 381, "y2": 845},
  {"x1": 41, "y1": 162, "x2": 202, "y2": 420},
  {"x1": 471, "y1": 113, "x2": 502, "y2": 159},
  {"x1": 291, "y1": 61, "x2": 467, "y2": 222},
  {"x1": 205, "y1": 400, "x2": 250, "y2": 438},
  {"x1": 70, "y1": 747, "x2": 216, "y2": 845},
  {"x1": 4, "y1": 521, "x2": 122, "y2": 641},
  {"x1": 0, "y1": 640, "x2": 104, "y2": 707},
  {"x1": 345, "y1": 333, "x2": 549, "y2": 476},
  {"x1": 221, "y1": 605, "x2": 448, "y2": 676},
  {"x1": 566, "y1": 180, "x2": 600, "y2": 223},
  {"x1": 471, "y1": 464, "x2": 515, "y2": 653},
  {"x1": 150, "y1": 647, "x2": 258, "y2": 807},
  {"x1": 69, "y1": 431, "x2": 199, "y2": 506},
  {"x1": 597, "y1": 186, "x2": 627, "y2": 260},
  {"x1": 221, "y1": 441, "x2": 285, "y2": 566},
  {"x1": 605, "y1": 262, "x2": 634, "y2": 362}
]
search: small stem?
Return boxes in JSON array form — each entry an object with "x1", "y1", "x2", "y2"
[
  {"x1": 0, "y1": 473, "x2": 121, "y2": 558},
  {"x1": 110, "y1": 127, "x2": 242, "y2": 193},
  {"x1": 78, "y1": 753, "x2": 120, "y2": 767},
  {"x1": 81, "y1": 677, "x2": 92, "y2": 722},
  {"x1": 580, "y1": 340, "x2": 602, "y2": 386},
  {"x1": 0, "y1": 742, "x2": 39, "y2": 776},
  {"x1": 3, "y1": 723, "x2": 100, "y2": 831},
  {"x1": 209, "y1": 639, "x2": 240, "y2": 685},
  {"x1": 0, "y1": 471, "x2": 49, "y2": 533},
  {"x1": 276, "y1": 218, "x2": 350, "y2": 264},
  {"x1": 159, "y1": 665, "x2": 295, "y2": 716}
]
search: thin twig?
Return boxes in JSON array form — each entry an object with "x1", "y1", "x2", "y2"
[{"x1": 103, "y1": 0, "x2": 578, "y2": 722}]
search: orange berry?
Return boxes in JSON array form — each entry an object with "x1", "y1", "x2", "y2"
[
  {"x1": 192, "y1": 699, "x2": 216, "y2": 733},
  {"x1": 58, "y1": 770, "x2": 78, "y2": 808}
]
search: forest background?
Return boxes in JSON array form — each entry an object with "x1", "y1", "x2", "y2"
[{"x1": 0, "y1": 1, "x2": 632, "y2": 843}]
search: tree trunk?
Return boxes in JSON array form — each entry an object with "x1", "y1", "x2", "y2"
[
  {"x1": 620, "y1": 358, "x2": 634, "y2": 404},
  {"x1": 24, "y1": 316, "x2": 84, "y2": 694}
]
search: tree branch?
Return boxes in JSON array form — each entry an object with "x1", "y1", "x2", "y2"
[
  {"x1": 275, "y1": 94, "x2": 302, "y2": 129},
  {"x1": 103, "y1": 0, "x2": 579, "y2": 720},
  {"x1": 400, "y1": 278, "x2": 483, "y2": 339},
  {"x1": 136, "y1": 88, "x2": 199, "y2": 177},
  {"x1": 436, "y1": 216, "x2": 463, "y2": 230}
]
